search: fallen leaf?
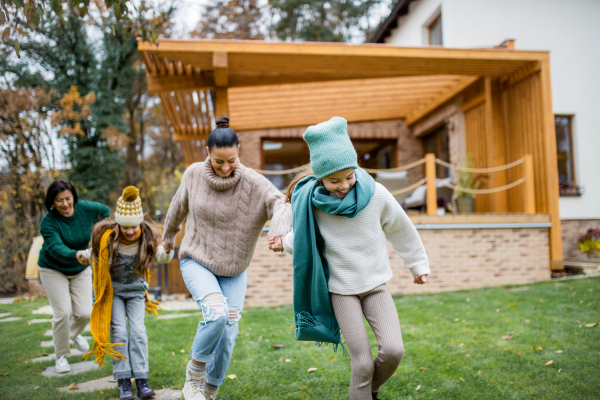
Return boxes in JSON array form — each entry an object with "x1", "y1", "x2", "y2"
[
  {"x1": 476, "y1": 370, "x2": 482, "y2": 376},
  {"x1": 416, "y1": 385, "x2": 421, "y2": 390},
  {"x1": 299, "y1": 386, "x2": 307, "y2": 390},
  {"x1": 42, "y1": 353, "x2": 48, "y2": 356},
  {"x1": 68, "y1": 383, "x2": 79, "y2": 390},
  {"x1": 515, "y1": 352, "x2": 521, "y2": 357},
  {"x1": 307, "y1": 368, "x2": 318, "y2": 373},
  {"x1": 558, "y1": 369, "x2": 561, "y2": 373},
  {"x1": 508, "y1": 382, "x2": 513, "y2": 385},
  {"x1": 272, "y1": 344, "x2": 284, "y2": 348},
  {"x1": 545, "y1": 360, "x2": 553, "y2": 366},
  {"x1": 459, "y1": 377, "x2": 465, "y2": 382},
  {"x1": 495, "y1": 309, "x2": 500, "y2": 312},
  {"x1": 180, "y1": 349, "x2": 185, "y2": 353},
  {"x1": 501, "y1": 333, "x2": 514, "y2": 340},
  {"x1": 533, "y1": 346, "x2": 543, "y2": 352},
  {"x1": 466, "y1": 298, "x2": 470, "y2": 302},
  {"x1": 285, "y1": 359, "x2": 291, "y2": 362},
  {"x1": 585, "y1": 323, "x2": 598, "y2": 328},
  {"x1": 227, "y1": 374, "x2": 236, "y2": 380},
  {"x1": 328, "y1": 356, "x2": 336, "y2": 360},
  {"x1": 454, "y1": 318, "x2": 460, "y2": 322},
  {"x1": 555, "y1": 350, "x2": 563, "y2": 354},
  {"x1": 171, "y1": 352, "x2": 175, "y2": 356},
  {"x1": 258, "y1": 336, "x2": 262, "y2": 342},
  {"x1": 460, "y1": 343, "x2": 464, "y2": 347},
  {"x1": 420, "y1": 367, "x2": 428, "y2": 371},
  {"x1": 0, "y1": 373, "x2": 8, "y2": 376},
  {"x1": 576, "y1": 320, "x2": 581, "y2": 323},
  {"x1": 525, "y1": 319, "x2": 530, "y2": 323}
]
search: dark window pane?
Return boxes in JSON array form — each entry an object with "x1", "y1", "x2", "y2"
[
  {"x1": 555, "y1": 115, "x2": 573, "y2": 183},
  {"x1": 429, "y1": 16, "x2": 443, "y2": 46}
]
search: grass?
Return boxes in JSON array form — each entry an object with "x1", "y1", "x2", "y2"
[{"x1": 1, "y1": 276, "x2": 599, "y2": 399}]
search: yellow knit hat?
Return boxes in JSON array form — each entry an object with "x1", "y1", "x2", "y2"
[{"x1": 114, "y1": 186, "x2": 144, "y2": 227}]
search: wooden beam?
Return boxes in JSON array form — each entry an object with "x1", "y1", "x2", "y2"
[
  {"x1": 507, "y1": 61, "x2": 541, "y2": 87},
  {"x1": 173, "y1": 132, "x2": 209, "y2": 142},
  {"x1": 425, "y1": 153, "x2": 437, "y2": 216},
  {"x1": 213, "y1": 51, "x2": 228, "y2": 87},
  {"x1": 146, "y1": 73, "x2": 214, "y2": 94},
  {"x1": 538, "y1": 58, "x2": 564, "y2": 271},
  {"x1": 407, "y1": 76, "x2": 479, "y2": 125},
  {"x1": 215, "y1": 87, "x2": 229, "y2": 118},
  {"x1": 461, "y1": 94, "x2": 485, "y2": 112}
]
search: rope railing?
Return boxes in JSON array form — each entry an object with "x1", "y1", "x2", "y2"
[
  {"x1": 435, "y1": 157, "x2": 524, "y2": 173},
  {"x1": 439, "y1": 177, "x2": 526, "y2": 195},
  {"x1": 363, "y1": 158, "x2": 426, "y2": 173},
  {"x1": 389, "y1": 178, "x2": 427, "y2": 196}
]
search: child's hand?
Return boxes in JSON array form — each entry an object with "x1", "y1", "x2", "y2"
[
  {"x1": 268, "y1": 236, "x2": 284, "y2": 252},
  {"x1": 162, "y1": 241, "x2": 172, "y2": 253},
  {"x1": 76, "y1": 251, "x2": 89, "y2": 265},
  {"x1": 414, "y1": 274, "x2": 428, "y2": 285}
]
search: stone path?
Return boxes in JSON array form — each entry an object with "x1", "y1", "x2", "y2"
[
  {"x1": 32, "y1": 304, "x2": 53, "y2": 315},
  {"x1": 0, "y1": 297, "x2": 16, "y2": 304},
  {"x1": 29, "y1": 318, "x2": 52, "y2": 324},
  {"x1": 0, "y1": 317, "x2": 21, "y2": 322},
  {"x1": 31, "y1": 349, "x2": 86, "y2": 363},
  {"x1": 160, "y1": 312, "x2": 202, "y2": 320},
  {"x1": 0, "y1": 312, "x2": 12, "y2": 318},
  {"x1": 41, "y1": 337, "x2": 92, "y2": 348},
  {"x1": 41, "y1": 361, "x2": 99, "y2": 377},
  {"x1": 160, "y1": 300, "x2": 198, "y2": 311},
  {"x1": 58, "y1": 375, "x2": 116, "y2": 392}
]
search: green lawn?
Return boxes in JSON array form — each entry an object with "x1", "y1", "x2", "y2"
[{"x1": 1, "y1": 276, "x2": 599, "y2": 400}]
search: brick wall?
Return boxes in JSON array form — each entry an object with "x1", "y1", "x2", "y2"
[
  {"x1": 237, "y1": 119, "x2": 425, "y2": 184},
  {"x1": 561, "y1": 219, "x2": 600, "y2": 260},
  {"x1": 244, "y1": 227, "x2": 551, "y2": 307}
]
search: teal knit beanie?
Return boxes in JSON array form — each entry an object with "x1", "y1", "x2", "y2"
[{"x1": 303, "y1": 117, "x2": 358, "y2": 180}]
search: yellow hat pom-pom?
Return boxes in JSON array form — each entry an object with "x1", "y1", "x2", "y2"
[{"x1": 122, "y1": 186, "x2": 139, "y2": 202}]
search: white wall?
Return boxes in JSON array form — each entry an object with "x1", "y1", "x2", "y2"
[{"x1": 385, "y1": 0, "x2": 600, "y2": 220}]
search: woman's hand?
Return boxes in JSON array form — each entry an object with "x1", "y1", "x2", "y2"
[
  {"x1": 76, "y1": 250, "x2": 89, "y2": 265},
  {"x1": 162, "y1": 241, "x2": 173, "y2": 253},
  {"x1": 413, "y1": 274, "x2": 428, "y2": 284},
  {"x1": 268, "y1": 236, "x2": 284, "y2": 252}
]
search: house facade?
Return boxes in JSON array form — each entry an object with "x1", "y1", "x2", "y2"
[{"x1": 372, "y1": 0, "x2": 600, "y2": 260}]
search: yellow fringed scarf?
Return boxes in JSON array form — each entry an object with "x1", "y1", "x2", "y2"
[{"x1": 84, "y1": 228, "x2": 162, "y2": 366}]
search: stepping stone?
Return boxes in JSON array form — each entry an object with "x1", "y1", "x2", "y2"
[
  {"x1": 58, "y1": 375, "x2": 116, "y2": 392},
  {"x1": 41, "y1": 361, "x2": 99, "y2": 377},
  {"x1": 44, "y1": 329, "x2": 52, "y2": 336},
  {"x1": 32, "y1": 305, "x2": 53, "y2": 315},
  {"x1": 41, "y1": 337, "x2": 92, "y2": 348},
  {"x1": 112, "y1": 388, "x2": 182, "y2": 400},
  {"x1": 160, "y1": 313, "x2": 202, "y2": 320},
  {"x1": 0, "y1": 297, "x2": 16, "y2": 304},
  {"x1": 0, "y1": 312, "x2": 12, "y2": 318},
  {"x1": 29, "y1": 318, "x2": 52, "y2": 324},
  {"x1": 160, "y1": 300, "x2": 198, "y2": 311},
  {"x1": 0, "y1": 317, "x2": 21, "y2": 322},
  {"x1": 31, "y1": 349, "x2": 86, "y2": 363}
]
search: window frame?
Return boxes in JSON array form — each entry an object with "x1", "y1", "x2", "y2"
[
  {"x1": 554, "y1": 114, "x2": 580, "y2": 196},
  {"x1": 427, "y1": 14, "x2": 443, "y2": 46}
]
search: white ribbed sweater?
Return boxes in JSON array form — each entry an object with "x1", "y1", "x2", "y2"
[{"x1": 283, "y1": 182, "x2": 430, "y2": 295}]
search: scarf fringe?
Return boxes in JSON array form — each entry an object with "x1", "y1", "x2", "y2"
[
  {"x1": 314, "y1": 341, "x2": 349, "y2": 356},
  {"x1": 294, "y1": 311, "x2": 324, "y2": 330},
  {"x1": 83, "y1": 341, "x2": 126, "y2": 367}
]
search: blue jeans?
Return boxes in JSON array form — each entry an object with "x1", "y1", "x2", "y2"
[
  {"x1": 180, "y1": 258, "x2": 247, "y2": 386},
  {"x1": 110, "y1": 282, "x2": 148, "y2": 379}
]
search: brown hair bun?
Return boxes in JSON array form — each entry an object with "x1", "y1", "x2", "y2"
[{"x1": 215, "y1": 116, "x2": 230, "y2": 128}]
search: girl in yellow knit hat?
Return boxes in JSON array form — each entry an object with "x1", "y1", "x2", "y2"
[{"x1": 82, "y1": 186, "x2": 173, "y2": 400}]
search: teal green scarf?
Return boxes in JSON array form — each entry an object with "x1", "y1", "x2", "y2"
[{"x1": 291, "y1": 167, "x2": 375, "y2": 351}]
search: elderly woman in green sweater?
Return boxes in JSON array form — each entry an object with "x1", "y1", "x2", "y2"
[
  {"x1": 38, "y1": 179, "x2": 110, "y2": 374},
  {"x1": 161, "y1": 116, "x2": 292, "y2": 400}
]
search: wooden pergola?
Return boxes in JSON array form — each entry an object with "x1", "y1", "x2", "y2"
[{"x1": 138, "y1": 39, "x2": 563, "y2": 270}]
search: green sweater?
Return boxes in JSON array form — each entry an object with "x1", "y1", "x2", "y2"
[{"x1": 38, "y1": 200, "x2": 111, "y2": 276}]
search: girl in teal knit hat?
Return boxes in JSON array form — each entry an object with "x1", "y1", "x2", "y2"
[{"x1": 270, "y1": 116, "x2": 430, "y2": 400}]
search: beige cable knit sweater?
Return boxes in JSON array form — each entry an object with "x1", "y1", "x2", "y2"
[{"x1": 162, "y1": 160, "x2": 292, "y2": 277}]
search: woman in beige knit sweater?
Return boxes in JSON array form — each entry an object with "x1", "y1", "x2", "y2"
[{"x1": 161, "y1": 117, "x2": 292, "y2": 400}]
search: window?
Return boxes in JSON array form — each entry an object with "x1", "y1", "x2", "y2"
[
  {"x1": 555, "y1": 115, "x2": 580, "y2": 195},
  {"x1": 422, "y1": 124, "x2": 450, "y2": 178},
  {"x1": 428, "y1": 14, "x2": 443, "y2": 46}
]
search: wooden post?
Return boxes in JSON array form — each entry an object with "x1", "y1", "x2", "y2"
[
  {"x1": 523, "y1": 154, "x2": 536, "y2": 215},
  {"x1": 539, "y1": 58, "x2": 564, "y2": 271},
  {"x1": 425, "y1": 153, "x2": 437, "y2": 215},
  {"x1": 214, "y1": 88, "x2": 229, "y2": 118}
]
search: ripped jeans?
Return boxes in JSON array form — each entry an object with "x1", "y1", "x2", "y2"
[{"x1": 180, "y1": 258, "x2": 247, "y2": 387}]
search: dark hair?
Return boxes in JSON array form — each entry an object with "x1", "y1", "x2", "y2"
[
  {"x1": 207, "y1": 116, "x2": 239, "y2": 152},
  {"x1": 45, "y1": 179, "x2": 78, "y2": 212}
]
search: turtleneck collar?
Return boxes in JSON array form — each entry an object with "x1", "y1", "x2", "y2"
[{"x1": 202, "y1": 157, "x2": 243, "y2": 191}]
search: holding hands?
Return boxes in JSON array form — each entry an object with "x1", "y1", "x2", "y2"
[
  {"x1": 268, "y1": 236, "x2": 284, "y2": 252},
  {"x1": 162, "y1": 241, "x2": 173, "y2": 253},
  {"x1": 414, "y1": 274, "x2": 428, "y2": 285},
  {"x1": 76, "y1": 250, "x2": 90, "y2": 265}
]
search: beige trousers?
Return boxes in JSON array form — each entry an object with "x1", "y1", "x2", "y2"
[
  {"x1": 331, "y1": 284, "x2": 404, "y2": 400},
  {"x1": 38, "y1": 267, "x2": 93, "y2": 357}
]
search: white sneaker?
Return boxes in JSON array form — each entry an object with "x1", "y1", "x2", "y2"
[
  {"x1": 71, "y1": 335, "x2": 90, "y2": 352},
  {"x1": 55, "y1": 355, "x2": 71, "y2": 373},
  {"x1": 182, "y1": 369, "x2": 206, "y2": 400}
]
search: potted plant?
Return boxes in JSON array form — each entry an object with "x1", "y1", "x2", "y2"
[
  {"x1": 578, "y1": 229, "x2": 600, "y2": 259},
  {"x1": 455, "y1": 155, "x2": 488, "y2": 214}
]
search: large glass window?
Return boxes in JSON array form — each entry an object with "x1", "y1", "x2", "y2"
[
  {"x1": 421, "y1": 124, "x2": 450, "y2": 178},
  {"x1": 262, "y1": 139, "x2": 397, "y2": 190},
  {"x1": 555, "y1": 115, "x2": 575, "y2": 183}
]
